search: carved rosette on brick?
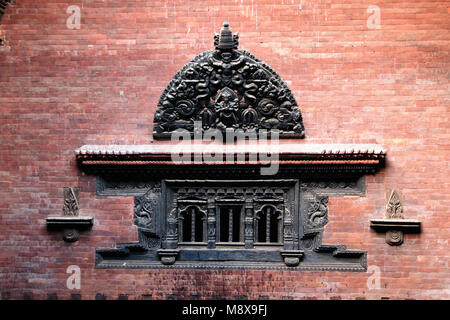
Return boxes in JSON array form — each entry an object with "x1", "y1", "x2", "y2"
[{"x1": 153, "y1": 20, "x2": 305, "y2": 139}]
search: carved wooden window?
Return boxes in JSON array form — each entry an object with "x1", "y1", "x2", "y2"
[
  {"x1": 93, "y1": 176, "x2": 377, "y2": 271},
  {"x1": 179, "y1": 206, "x2": 206, "y2": 243},
  {"x1": 218, "y1": 206, "x2": 243, "y2": 243},
  {"x1": 83, "y1": 20, "x2": 386, "y2": 271},
  {"x1": 255, "y1": 205, "x2": 282, "y2": 244}
]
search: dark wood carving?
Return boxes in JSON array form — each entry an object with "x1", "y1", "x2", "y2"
[
  {"x1": 302, "y1": 190, "x2": 328, "y2": 235},
  {"x1": 75, "y1": 146, "x2": 385, "y2": 270},
  {"x1": 95, "y1": 180, "x2": 367, "y2": 271},
  {"x1": 74, "y1": 18, "x2": 387, "y2": 269},
  {"x1": 153, "y1": 20, "x2": 305, "y2": 139},
  {"x1": 134, "y1": 183, "x2": 161, "y2": 235},
  {"x1": 0, "y1": 0, "x2": 12, "y2": 23}
]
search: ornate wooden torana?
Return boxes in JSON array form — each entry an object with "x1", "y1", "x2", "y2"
[
  {"x1": 73, "y1": 22, "x2": 389, "y2": 271},
  {"x1": 153, "y1": 21, "x2": 305, "y2": 139}
]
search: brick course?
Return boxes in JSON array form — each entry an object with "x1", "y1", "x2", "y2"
[{"x1": 0, "y1": 0, "x2": 449, "y2": 299}]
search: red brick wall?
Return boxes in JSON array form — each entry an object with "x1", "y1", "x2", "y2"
[{"x1": 0, "y1": 0, "x2": 448, "y2": 300}]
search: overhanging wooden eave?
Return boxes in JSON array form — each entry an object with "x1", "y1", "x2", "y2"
[{"x1": 76, "y1": 143, "x2": 386, "y2": 168}]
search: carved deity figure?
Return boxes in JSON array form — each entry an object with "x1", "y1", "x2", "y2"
[{"x1": 214, "y1": 87, "x2": 240, "y2": 129}]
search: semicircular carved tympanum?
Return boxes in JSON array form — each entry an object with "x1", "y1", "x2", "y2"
[
  {"x1": 0, "y1": 1, "x2": 12, "y2": 23},
  {"x1": 153, "y1": 20, "x2": 305, "y2": 139}
]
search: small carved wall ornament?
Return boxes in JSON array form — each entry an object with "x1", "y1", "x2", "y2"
[
  {"x1": 370, "y1": 189, "x2": 421, "y2": 246},
  {"x1": 386, "y1": 189, "x2": 403, "y2": 219},
  {"x1": 46, "y1": 187, "x2": 93, "y2": 242},
  {"x1": 63, "y1": 187, "x2": 80, "y2": 216}
]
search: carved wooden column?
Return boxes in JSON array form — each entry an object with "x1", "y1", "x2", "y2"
[
  {"x1": 280, "y1": 191, "x2": 303, "y2": 267},
  {"x1": 165, "y1": 198, "x2": 179, "y2": 249},
  {"x1": 244, "y1": 198, "x2": 254, "y2": 249},
  {"x1": 207, "y1": 198, "x2": 216, "y2": 248},
  {"x1": 283, "y1": 208, "x2": 294, "y2": 250},
  {"x1": 158, "y1": 198, "x2": 179, "y2": 265}
]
